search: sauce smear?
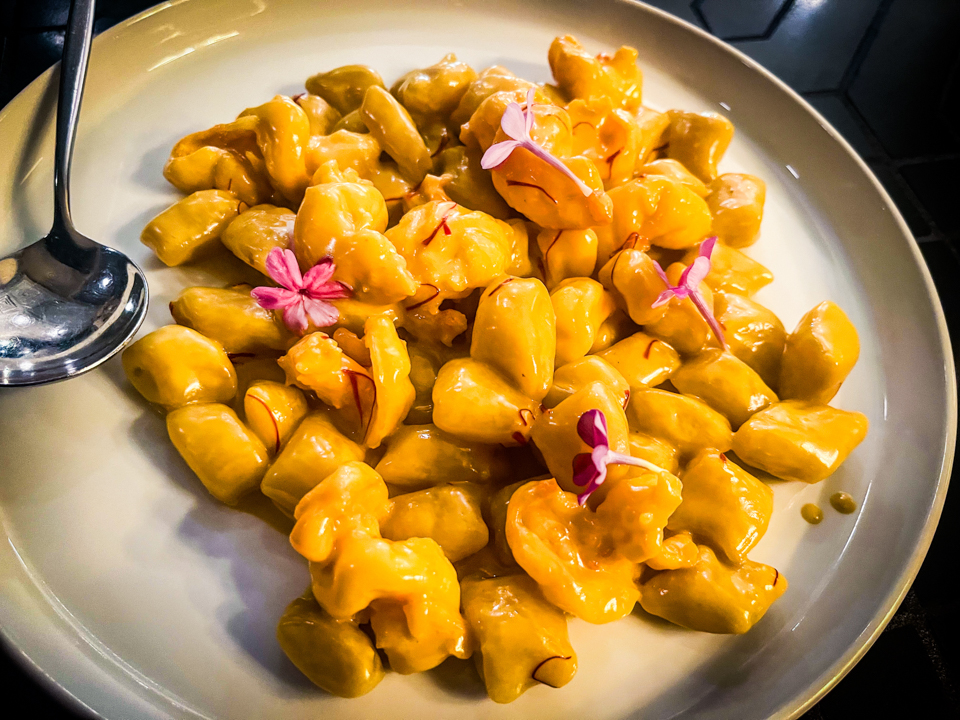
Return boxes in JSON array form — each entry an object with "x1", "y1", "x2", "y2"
[
  {"x1": 801, "y1": 503, "x2": 823, "y2": 525},
  {"x1": 830, "y1": 492, "x2": 857, "y2": 514}
]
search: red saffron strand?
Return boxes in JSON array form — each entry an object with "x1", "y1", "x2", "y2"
[{"x1": 505, "y1": 180, "x2": 558, "y2": 204}]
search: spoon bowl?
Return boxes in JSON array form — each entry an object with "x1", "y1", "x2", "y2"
[
  {"x1": 0, "y1": 231, "x2": 147, "y2": 386},
  {"x1": 0, "y1": 0, "x2": 149, "y2": 387}
]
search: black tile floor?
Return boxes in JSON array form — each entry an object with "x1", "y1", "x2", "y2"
[{"x1": 1, "y1": 0, "x2": 959, "y2": 717}]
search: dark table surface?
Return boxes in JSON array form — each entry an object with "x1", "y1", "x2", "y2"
[{"x1": 2, "y1": 0, "x2": 959, "y2": 717}]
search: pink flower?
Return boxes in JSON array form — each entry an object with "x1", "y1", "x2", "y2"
[
  {"x1": 651, "y1": 236, "x2": 726, "y2": 348},
  {"x1": 572, "y1": 409, "x2": 668, "y2": 506},
  {"x1": 250, "y1": 248, "x2": 351, "y2": 334},
  {"x1": 480, "y1": 88, "x2": 593, "y2": 197}
]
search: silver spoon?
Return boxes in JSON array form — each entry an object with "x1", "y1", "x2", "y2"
[{"x1": 0, "y1": 0, "x2": 148, "y2": 387}]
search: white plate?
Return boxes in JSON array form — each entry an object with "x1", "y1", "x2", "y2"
[{"x1": 0, "y1": 1, "x2": 954, "y2": 718}]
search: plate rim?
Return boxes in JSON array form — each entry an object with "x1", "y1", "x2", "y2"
[{"x1": 0, "y1": 1, "x2": 955, "y2": 718}]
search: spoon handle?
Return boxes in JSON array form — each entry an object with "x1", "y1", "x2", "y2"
[{"x1": 53, "y1": 0, "x2": 97, "y2": 237}]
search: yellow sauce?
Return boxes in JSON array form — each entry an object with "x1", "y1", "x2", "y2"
[
  {"x1": 830, "y1": 492, "x2": 857, "y2": 514},
  {"x1": 800, "y1": 503, "x2": 823, "y2": 525}
]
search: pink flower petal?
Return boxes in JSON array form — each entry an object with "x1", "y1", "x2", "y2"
[
  {"x1": 681, "y1": 255, "x2": 711, "y2": 291},
  {"x1": 251, "y1": 286, "x2": 298, "y2": 310},
  {"x1": 699, "y1": 235, "x2": 719, "y2": 259},
  {"x1": 500, "y1": 101, "x2": 529, "y2": 141},
  {"x1": 690, "y1": 290, "x2": 727, "y2": 349},
  {"x1": 651, "y1": 258, "x2": 671, "y2": 286},
  {"x1": 303, "y1": 297, "x2": 339, "y2": 328},
  {"x1": 481, "y1": 140, "x2": 521, "y2": 170},
  {"x1": 282, "y1": 300, "x2": 309, "y2": 334},
  {"x1": 524, "y1": 88, "x2": 536, "y2": 135},
  {"x1": 651, "y1": 288, "x2": 676, "y2": 309},
  {"x1": 572, "y1": 452, "x2": 600, "y2": 487},
  {"x1": 577, "y1": 408, "x2": 608, "y2": 447},
  {"x1": 522, "y1": 141, "x2": 594, "y2": 197},
  {"x1": 301, "y1": 257, "x2": 335, "y2": 292},
  {"x1": 265, "y1": 248, "x2": 303, "y2": 291},
  {"x1": 309, "y1": 281, "x2": 352, "y2": 301}
]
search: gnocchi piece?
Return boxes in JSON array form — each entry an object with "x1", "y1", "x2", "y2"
[
  {"x1": 306, "y1": 130, "x2": 382, "y2": 179},
  {"x1": 644, "y1": 261, "x2": 719, "y2": 356},
  {"x1": 668, "y1": 449, "x2": 774, "y2": 564},
  {"x1": 779, "y1": 301, "x2": 860, "y2": 404},
  {"x1": 640, "y1": 546, "x2": 787, "y2": 634},
  {"x1": 243, "y1": 381, "x2": 308, "y2": 455},
  {"x1": 714, "y1": 293, "x2": 786, "y2": 390},
  {"x1": 169, "y1": 286, "x2": 293, "y2": 354},
  {"x1": 432, "y1": 358, "x2": 540, "y2": 446},
  {"x1": 645, "y1": 531, "x2": 699, "y2": 571},
  {"x1": 567, "y1": 96, "x2": 639, "y2": 188},
  {"x1": 638, "y1": 158, "x2": 709, "y2": 196},
  {"x1": 294, "y1": 93, "x2": 342, "y2": 136},
  {"x1": 682, "y1": 241, "x2": 773, "y2": 297},
  {"x1": 451, "y1": 65, "x2": 535, "y2": 129},
  {"x1": 162, "y1": 115, "x2": 272, "y2": 206},
  {"x1": 593, "y1": 176, "x2": 712, "y2": 269},
  {"x1": 461, "y1": 574, "x2": 577, "y2": 703},
  {"x1": 471, "y1": 276, "x2": 556, "y2": 401},
  {"x1": 363, "y1": 314, "x2": 416, "y2": 448},
  {"x1": 290, "y1": 462, "x2": 469, "y2": 673},
  {"x1": 532, "y1": 381, "x2": 630, "y2": 494},
  {"x1": 167, "y1": 403, "x2": 268, "y2": 505},
  {"x1": 598, "y1": 248, "x2": 669, "y2": 325},
  {"x1": 260, "y1": 413, "x2": 366, "y2": 515},
  {"x1": 277, "y1": 593, "x2": 385, "y2": 698},
  {"x1": 732, "y1": 401, "x2": 868, "y2": 483},
  {"x1": 332, "y1": 109, "x2": 368, "y2": 134},
  {"x1": 634, "y1": 106, "x2": 671, "y2": 163},
  {"x1": 360, "y1": 86, "x2": 433, "y2": 183},
  {"x1": 279, "y1": 333, "x2": 375, "y2": 433},
  {"x1": 239, "y1": 95, "x2": 313, "y2": 204},
  {"x1": 670, "y1": 349, "x2": 778, "y2": 429},
  {"x1": 391, "y1": 53, "x2": 478, "y2": 128},
  {"x1": 548, "y1": 35, "x2": 643, "y2": 111},
  {"x1": 122, "y1": 325, "x2": 237, "y2": 408},
  {"x1": 140, "y1": 189, "x2": 240, "y2": 267},
  {"x1": 596, "y1": 332, "x2": 681, "y2": 389},
  {"x1": 664, "y1": 110, "x2": 735, "y2": 183},
  {"x1": 506, "y1": 478, "x2": 640, "y2": 623},
  {"x1": 542, "y1": 355, "x2": 629, "y2": 409},
  {"x1": 435, "y1": 145, "x2": 515, "y2": 219},
  {"x1": 306, "y1": 64, "x2": 386, "y2": 115},
  {"x1": 295, "y1": 162, "x2": 418, "y2": 305},
  {"x1": 626, "y1": 388, "x2": 734, "y2": 461},
  {"x1": 220, "y1": 204, "x2": 295, "y2": 276},
  {"x1": 535, "y1": 227, "x2": 599, "y2": 289},
  {"x1": 551, "y1": 278, "x2": 616, "y2": 366},
  {"x1": 485, "y1": 98, "x2": 613, "y2": 230},
  {"x1": 707, "y1": 173, "x2": 766, "y2": 248},
  {"x1": 381, "y1": 483, "x2": 489, "y2": 562},
  {"x1": 375, "y1": 424, "x2": 510, "y2": 490},
  {"x1": 385, "y1": 200, "x2": 513, "y2": 298},
  {"x1": 589, "y1": 309, "x2": 639, "y2": 353}
]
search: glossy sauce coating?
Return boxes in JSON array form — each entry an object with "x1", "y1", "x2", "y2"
[{"x1": 127, "y1": 34, "x2": 870, "y2": 705}]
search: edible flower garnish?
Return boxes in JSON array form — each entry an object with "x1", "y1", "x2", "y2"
[
  {"x1": 651, "y1": 236, "x2": 726, "y2": 348},
  {"x1": 251, "y1": 248, "x2": 351, "y2": 334},
  {"x1": 572, "y1": 409, "x2": 668, "y2": 505},
  {"x1": 481, "y1": 88, "x2": 593, "y2": 197}
]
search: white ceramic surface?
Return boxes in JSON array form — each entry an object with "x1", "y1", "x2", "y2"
[{"x1": 0, "y1": 1, "x2": 953, "y2": 718}]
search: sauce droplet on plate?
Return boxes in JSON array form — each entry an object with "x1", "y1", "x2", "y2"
[
  {"x1": 801, "y1": 503, "x2": 823, "y2": 525},
  {"x1": 830, "y1": 492, "x2": 857, "y2": 514}
]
